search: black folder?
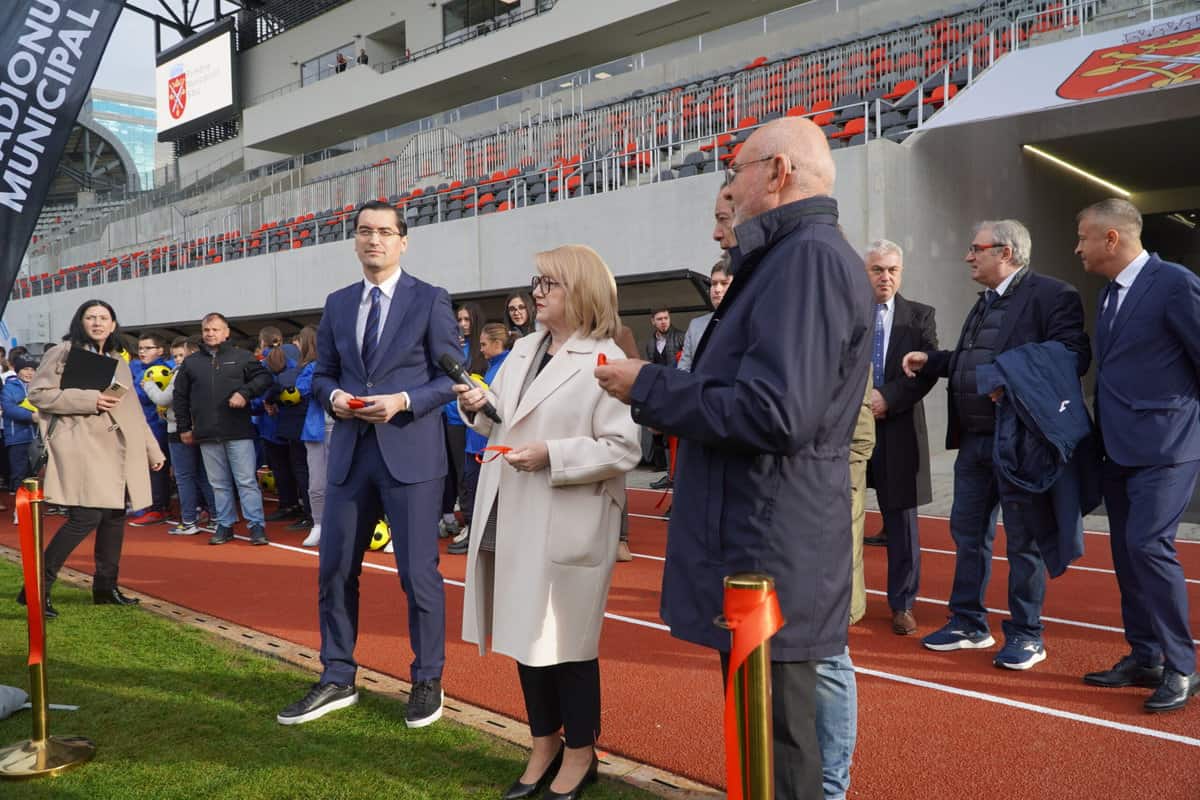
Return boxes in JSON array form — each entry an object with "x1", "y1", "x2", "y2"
[{"x1": 60, "y1": 346, "x2": 118, "y2": 391}]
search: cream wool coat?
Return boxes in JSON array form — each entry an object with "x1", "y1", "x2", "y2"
[
  {"x1": 29, "y1": 343, "x2": 164, "y2": 510},
  {"x1": 460, "y1": 331, "x2": 641, "y2": 667}
]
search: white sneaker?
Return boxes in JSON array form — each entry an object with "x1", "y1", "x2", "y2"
[
  {"x1": 384, "y1": 540, "x2": 394, "y2": 554},
  {"x1": 301, "y1": 524, "x2": 321, "y2": 548},
  {"x1": 451, "y1": 526, "x2": 470, "y2": 545},
  {"x1": 169, "y1": 521, "x2": 200, "y2": 536}
]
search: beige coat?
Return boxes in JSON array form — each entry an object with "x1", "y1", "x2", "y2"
[
  {"x1": 29, "y1": 343, "x2": 164, "y2": 510},
  {"x1": 460, "y1": 331, "x2": 641, "y2": 666}
]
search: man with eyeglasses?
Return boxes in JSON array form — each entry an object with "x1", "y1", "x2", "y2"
[
  {"x1": 597, "y1": 117, "x2": 873, "y2": 800},
  {"x1": 129, "y1": 334, "x2": 174, "y2": 526},
  {"x1": 901, "y1": 219, "x2": 1089, "y2": 669},
  {"x1": 277, "y1": 200, "x2": 460, "y2": 729}
]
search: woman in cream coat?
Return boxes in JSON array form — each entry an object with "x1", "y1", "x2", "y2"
[
  {"x1": 17, "y1": 300, "x2": 164, "y2": 618},
  {"x1": 456, "y1": 245, "x2": 640, "y2": 800}
]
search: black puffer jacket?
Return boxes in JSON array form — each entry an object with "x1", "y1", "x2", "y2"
[{"x1": 174, "y1": 342, "x2": 272, "y2": 442}]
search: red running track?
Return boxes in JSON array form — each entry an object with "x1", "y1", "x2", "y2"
[{"x1": 2, "y1": 489, "x2": 1199, "y2": 799}]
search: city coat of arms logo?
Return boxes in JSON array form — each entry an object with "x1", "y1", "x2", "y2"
[
  {"x1": 168, "y1": 64, "x2": 188, "y2": 119},
  {"x1": 1057, "y1": 29, "x2": 1200, "y2": 100}
]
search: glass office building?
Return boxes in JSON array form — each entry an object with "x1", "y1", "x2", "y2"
[{"x1": 85, "y1": 89, "x2": 162, "y2": 188}]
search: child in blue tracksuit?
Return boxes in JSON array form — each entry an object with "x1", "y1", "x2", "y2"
[
  {"x1": 447, "y1": 323, "x2": 510, "y2": 555},
  {"x1": 130, "y1": 334, "x2": 173, "y2": 525},
  {"x1": 293, "y1": 325, "x2": 331, "y2": 547},
  {"x1": 263, "y1": 340, "x2": 310, "y2": 527},
  {"x1": 1, "y1": 356, "x2": 40, "y2": 498}
]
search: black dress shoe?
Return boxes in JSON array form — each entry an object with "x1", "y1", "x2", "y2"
[
  {"x1": 502, "y1": 746, "x2": 563, "y2": 800},
  {"x1": 863, "y1": 531, "x2": 888, "y2": 547},
  {"x1": 543, "y1": 753, "x2": 599, "y2": 800},
  {"x1": 94, "y1": 587, "x2": 140, "y2": 606},
  {"x1": 16, "y1": 587, "x2": 57, "y2": 619},
  {"x1": 1083, "y1": 654, "x2": 1164, "y2": 688},
  {"x1": 1144, "y1": 669, "x2": 1200, "y2": 713},
  {"x1": 286, "y1": 516, "x2": 314, "y2": 531},
  {"x1": 266, "y1": 505, "x2": 301, "y2": 522},
  {"x1": 648, "y1": 475, "x2": 673, "y2": 490},
  {"x1": 277, "y1": 681, "x2": 358, "y2": 725}
]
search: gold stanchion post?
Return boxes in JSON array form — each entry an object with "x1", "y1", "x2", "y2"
[
  {"x1": 0, "y1": 478, "x2": 96, "y2": 780},
  {"x1": 723, "y1": 573, "x2": 776, "y2": 800}
]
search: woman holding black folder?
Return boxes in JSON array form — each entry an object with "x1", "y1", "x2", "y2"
[{"x1": 16, "y1": 300, "x2": 165, "y2": 618}]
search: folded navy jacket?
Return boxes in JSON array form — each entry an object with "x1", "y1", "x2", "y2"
[{"x1": 977, "y1": 341, "x2": 1101, "y2": 577}]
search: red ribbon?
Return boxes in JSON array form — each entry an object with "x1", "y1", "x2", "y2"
[
  {"x1": 723, "y1": 582, "x2": 784, "y2": 800},
  {"x1": 16, "y1": 486, "x2": 46, "y2": 666}
]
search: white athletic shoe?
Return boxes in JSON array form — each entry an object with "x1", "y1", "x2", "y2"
[
  {"x1": 301, "y1": 524, "x2": 321, "y2": 548},
  {"x1": 384, "y1": 540, "x2": 394, "y2": 554}
]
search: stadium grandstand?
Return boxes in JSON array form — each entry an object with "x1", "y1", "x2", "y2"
[{"x1": 7, "y1": 0, "x2": 1199, "y2": 457}]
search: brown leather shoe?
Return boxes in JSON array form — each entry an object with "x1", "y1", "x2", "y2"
[{"x1": 892, "y1": 609, "x2": 917, "y2": 636}]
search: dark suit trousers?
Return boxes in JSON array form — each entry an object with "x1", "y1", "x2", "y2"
[
  {"x1": 1103, "y1": 459, "x2": 1200, "y2": 675},
  {"x1": 949, "y1": 433, "x2": 1052, "y2": 641},
  {"x1": 319, "y1": 428, "x2": 446, "y2": 684},
  {"x1": 883, "y1": 507, "x2": 920, "y2": 611},
  {"x1": 721, "y1": 653, "x2": 822, "y2": 800},
  {"x1": 43, "y1": 506, "x2": 127, "y2": 591}
]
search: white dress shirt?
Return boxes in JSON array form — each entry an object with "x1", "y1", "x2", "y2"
[
  {"x1": 994, "y1": 268, "x2": 1021, "y2": 297},
  {"x1": 1102, "y1": 250, "x2": 1150, "y2": 317},
  {"x1": 878, "y1": 296, "x2": 896, "y2": 359},
  {"x1": 331, "y1": 267, "x2": 407, "y2": 407}
]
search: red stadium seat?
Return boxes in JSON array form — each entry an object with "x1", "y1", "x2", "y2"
[{"x1": 831, "y1": 117, "x2": 866, "y2": 140}]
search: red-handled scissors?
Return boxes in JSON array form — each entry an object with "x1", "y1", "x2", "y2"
[
  {"x1": 347, "y1": 397, "x2": 371, "y2": 410},
  {"x1": 596, "y1": 353, "x2": 607, "y2": 366},
  {"x1": 475, "y1": 445, "x2": 512, "y2": 464}
]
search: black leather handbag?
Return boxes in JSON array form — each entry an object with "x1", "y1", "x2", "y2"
[{"x1": 27, "y1": 416, "x2": 59, "y2": 476}]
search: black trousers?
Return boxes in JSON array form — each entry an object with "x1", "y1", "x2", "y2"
[
  {"x1": 440, "y1": 421, "x2": 467, "y2": 516},
  {"x1": 265, "y1": 439, "x2": 308, "y2": 511},
  {"x1": 516, "y1": 659, "x2": 600, "y2": 749},
  {"x1": 721, "y1": 653, "x2": 822, "y2": 800},
  {"x1": 42, "y1": 506, "x2": 127, "y2": 591}
]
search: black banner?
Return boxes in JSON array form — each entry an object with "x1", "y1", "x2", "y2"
[{"x1": 0, "y1": 0, "x2": 123, "y2": 319}]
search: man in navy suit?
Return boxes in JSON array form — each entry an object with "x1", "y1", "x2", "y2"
[
  {"x1": 903, "y1": 219, "x2": 1089, "y2": 670},
  {"x1": 862, "y1": 239, "x2": 938, "y2": 636},
  {"x1": 1077, "y1": 198, "x2": 1200, "y2": 712},
  {"x1": 277, "y1": 200, "x2": 460, "y2": 727}
]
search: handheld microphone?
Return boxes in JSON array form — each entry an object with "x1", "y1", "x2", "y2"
[{"x1": 438, "y1": 353, "x2": 502, "y2": 424}]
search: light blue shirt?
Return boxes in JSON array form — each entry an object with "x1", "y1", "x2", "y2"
[{"x1": 1102, "y1": 250, "x2": 1150, "y2": 317}]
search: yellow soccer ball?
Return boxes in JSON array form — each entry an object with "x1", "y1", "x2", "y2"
[
  {"x1": 369, "y1": 519, "x2": 391, "y2": 551},
  {"x1": 279, "y1": 386, "x2": 302, "y2": 406},
  {"x1": 18, "y1": 398, "x2": 36, "y2": 412},
  {"x1": 257, "y1": 468, "x2": 276, "y2": 495},
  {"x1": 144, "y1": 364, "x2": 173, "y2": 390}
]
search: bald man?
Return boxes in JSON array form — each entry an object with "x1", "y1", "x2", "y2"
[
  {"x1": 597, "y1": 117, "x2": 873, "y2": 800},
  {"x1": 1078, "y1": 198, "x2": 1200, "y2": 712}
]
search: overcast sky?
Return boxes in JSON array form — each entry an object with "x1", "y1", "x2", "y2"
[{"x1": 93, "y1": 4, "x2": 219, "y2": 100}]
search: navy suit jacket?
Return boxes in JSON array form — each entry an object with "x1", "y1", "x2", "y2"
[
  {"x1": 313, "y1": 270, "x2": 461, "y2": 485},
  {"x1": 926, "y1": 268, "x2": 1091, "y2": 449},
  {"x1": 1094, "y1": 254, "x2": 1200, "y2": 467}
]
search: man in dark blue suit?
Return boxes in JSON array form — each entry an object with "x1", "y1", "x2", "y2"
[
  {"x1": 277, "y1": 201, "x2": 460, "y2": 727},
  {"x1": 1077, "y1": 198, "x2": 1200, "y2": 712},
  {"x1": 597, "y1": 117, "x2": 873, "y2": 800},
  {"x1": 903, "y1": 219, "x2": 1090, "y2": 670}
]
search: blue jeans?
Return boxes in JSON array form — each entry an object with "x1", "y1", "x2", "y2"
[
  {"x1": 814, "y1": 648, "x2": 857, "y2": 800},
  {"x1": 168, "y1": 439, "x2": 216, "y2": 524},
  {"x1": 200, "y1": 439, "x2": 264, "y2": 528},
  {"x1": 949, "y1": 433, "x2": 1051, "y2": 641}
]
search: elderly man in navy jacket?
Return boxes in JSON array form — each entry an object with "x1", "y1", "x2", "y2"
[
  {"x1": 903, "y1": 219, "x2": 1089, "y2": 670},
  {"x1": 597, "y1": 117, "x2": 873, "y2": 800},
  {"x1": 1076, "y1": 198, "x2": 1200, "y2": 713}
]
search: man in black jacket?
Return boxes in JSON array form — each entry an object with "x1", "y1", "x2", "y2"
[
  {"x1": 863, "y1": 239, "x2": 938, "y2": 636},
  {"x1": 903, "y1": 220, "x2": 1089, "y2": 670},
  {"x1": 175, "y1": 313, "x2": 274, "y2": 546}
]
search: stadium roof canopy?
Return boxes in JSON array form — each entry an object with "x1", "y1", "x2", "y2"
[{"x1": 125, "y1": 0, "x2": 353, "y2": 49}]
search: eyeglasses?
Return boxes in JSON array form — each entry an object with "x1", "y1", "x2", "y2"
[
  {"x1": 506, "y1": 304, "x2": 526, "y2": 314},
  {"x1": 967, "y1": 243, "x2": 1007, "y2": 255},
  {"x1": 724, "y1": 154, "x2": 777, "y2": 186},
  {"x1": 137, "y1": 345, "x2": 162, "y2": 352},
  {"x1": 530, "y1": 275, "x2": 564, "y2": 295},
  {"x1": 355, "y1": 227, "x2": 403, "y2": 240}
]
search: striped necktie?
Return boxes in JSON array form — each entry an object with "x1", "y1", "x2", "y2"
[
  {"x1": 361, "y1": 286, "x2": 382, "y2": 370},
  {"x1": 872, "y1": 304, "x2": 886, "y2": 387}
]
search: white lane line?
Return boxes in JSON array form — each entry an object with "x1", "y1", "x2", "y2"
[
  {"x1": 870, "y1": 588, "x2": 1200, "y2": 646},
  {"x1": 919, "y1": 546, "x2": 1200, "y2": 586},
  {"x1": 854, "y1": 666, "x2": 1200, "y2": 748}
]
